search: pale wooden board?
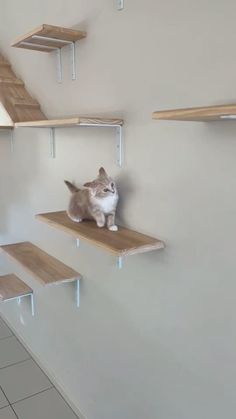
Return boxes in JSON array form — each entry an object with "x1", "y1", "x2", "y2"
[
  {"x1": 36, "y1": 211, "x2": 165, "y2": 257},
  {"x1": 12, "y1": 24, "x2": 87, "y2": 52},
  {"x1": 152, "y1": 104, "x2": 236, "y2": 121},
  {"x1": 1, "y1": 242, "x2": 82, "y2": 285},
  {"x1": 0, "y1": 77, "x2": 24, "y2": 86},
  {"x1": 15, "y1": 117, "x2": 124, "y2": 128},
  {"x1": 0, "y1": 274, "x2": 32, "y2": 301}
]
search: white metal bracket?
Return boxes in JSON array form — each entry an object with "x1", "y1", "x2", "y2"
[
  {"x1": 117, "y1": 0, "x2": 124, "y2": 10},
  {"x1": 76, "y1": 279, "x2": 80, "y2": 307},
  {"x1": 116, "y1": 125, "x2": 123, "y2": 167},
  {"x1": 50, "y1": 128, "x2": 56, "y2": 158},
  {"x1": 4, "y1": 292, "x2": 35, "y2": 316},
  {"x1": 30, "y1": 35, "x2": 78, "y2": 82},
  {"x1": 76, "y1": 239, "x2": 80, "y2": 248},
  {"x1": 117, "y1": 256, "x2": 124, "y2": 269},
  {"x1": 56, "y1": 48, "x2": 62, "y2": 83},
  {"x1": 10, "y1": 130, "x2": 14, "y2": 153}
]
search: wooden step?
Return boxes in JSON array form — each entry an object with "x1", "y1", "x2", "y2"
[
  {"x1": 0, "y1": 274, "x2": 32, "y2": 301},
  {"x1": 15, "y1": 116, "x2": 124, "y2": 128},
  {"x1": 12, "y1": 24, "x2": 87, "y2": 52},
  {"x1": 0, "y1": 60, "x2": 11, "y2": 68},
  {"x1": 36, "y1": 211, "x2": 165, "y2": 257},
  {"x1": 9, "y1": 97, "x2": 40, "y2": 109},
  {"x1": 0, "y1": 77, "x2": 24, "y2": 86},
  {"x1": 152, "y1": 104, "x2": 236, "y2": 122},
  {"x1": 1, "y1": 242, "x2": 82, "y2": 285}
]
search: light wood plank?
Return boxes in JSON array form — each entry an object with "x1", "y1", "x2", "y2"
[
  {"x1": 36, "y1": 211, "x2": 165, "y2": 257},
  {"x1": 1, "y1": 242, "x2": 82, "y2": 285},
  {"x1": 12, "y1": 24, "x2": 87, "y2": 52},
  {"x1": 0, "y1": 274, "x2": 32, "y2": 301},
  {"x1": 153, "y1": 104, "x2": 236, "y2": 121},
  {"x1": 0, "y1": 77, "x2": 24, "y2": 86},
  {"x1": 15, "y1": 117, "x2": 124, "y2": 128},
  {"x1": 9, "y1": 97, "x2": 40, "y2": 109}
]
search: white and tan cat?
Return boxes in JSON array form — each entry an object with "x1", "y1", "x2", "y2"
[{"x1": 65, "y1": 167, "x2": 119, "y2": 231}]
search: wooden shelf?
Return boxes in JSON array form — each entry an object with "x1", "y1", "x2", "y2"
[
  {"x1": 36, "y1": 211, "x2": 165, "y2": 257},
  {"x1": 153, "y1": 104, "x2": 236, "y2": 121},
  {"x1": 15, "y1": 117, "x2": 124, "y2": 128},
  {"x1": 0, "y1": 274, "x2": 32, "y2": 301},
  {"x1": 11, "y1": 24, "x2": 87, "y2": 52},
  {"x1": 1, "y1": 242, "x2": 82, "y2": 285},
  {"x1": 0, "y1": 77, "x2": 24, "y2": 86}
]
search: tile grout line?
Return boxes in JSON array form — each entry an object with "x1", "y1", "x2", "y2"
[
  {"x1": 0, "y1": 384, "x2": 20, "y2": 419},
  {"x1": 10, "y1": 385, "x2": 54, "y2": 406},
  {"x1": 0, "y1": 357, "x2": 31, "y2": 371},
  {"x1": 0, "y1": 315, "x2": 82, "y2": 419}
]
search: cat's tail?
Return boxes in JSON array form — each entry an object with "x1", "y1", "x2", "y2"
[{"x1": 64, "y1": 180, "x2": 79, "y2": 194}]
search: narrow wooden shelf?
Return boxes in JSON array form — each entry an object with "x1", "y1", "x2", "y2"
[
  {"x1": 36, "y1": 211, "x2": 165, "y2": 257},
  {"x1": 0, "y1": 274, "x2": 32, "y2": 301},
  {"x1": 1, "y1": 242, "x2": 82, "y2": 285},
  {"x1": 0, "y1": 77, "x2": 24, "y2": 86},
  {"x1": 15, "y1": 117, "x2": 124, "y2": 128},
  {"x1": 11, "y1": 24, "x2": 87, "y2": 52},
  {"x1": 153, "y1": 104, "x2": 236, "y2": 122}
]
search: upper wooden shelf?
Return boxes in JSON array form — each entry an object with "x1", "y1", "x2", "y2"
[
  {"x1": 0, "y1": 274, "x2": 32, "y2": 301},
  {"x1": 153, "y1": 104, "x2": 236, "y2": 122},
  {"x1": 11, "y1": 24, "x2": 87, "y2": 52},
  {"x1": 1, "y1": 242, "x2": 82, "y2": 285},
  {"x1": 36, "y1": 211, "x2": 165, "y2": 257},
  {"x1": 15, "y1": 117, "x2": 124, "y2": 128}
]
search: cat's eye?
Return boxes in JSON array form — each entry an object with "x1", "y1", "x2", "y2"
[
  {"x1": 103, "y1": 188, "x2": 109, "y2": 192},
  {"x1": 111, "y1": 183, "x2": 114, "y2": 188}
]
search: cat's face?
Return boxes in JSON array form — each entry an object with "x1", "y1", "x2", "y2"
[{"x1": 84, "y1": 167, "x2": 118, "y2": 198}]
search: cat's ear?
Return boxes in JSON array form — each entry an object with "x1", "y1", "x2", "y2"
[
  {"x1": 99, "y1": 167, "x2": 108, "y2": 178},
  {"x1": 84, "y1": 181, "x2": 96, "y2": 188}
]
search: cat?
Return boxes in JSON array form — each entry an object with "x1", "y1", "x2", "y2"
[{"x1": 64, "y1": 167, "x2": 119, "y2": 231}]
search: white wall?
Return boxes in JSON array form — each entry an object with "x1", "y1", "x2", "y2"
[{"x1": 0, "y1": 0, "x2": 236, "y2": 418}]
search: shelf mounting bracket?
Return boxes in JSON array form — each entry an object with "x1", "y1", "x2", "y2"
[
  {"x1": 4, "y1": 292, "x2": 35, "y2": 316},
  {"x1": 117, "y1": 0, "x2": 124, "y2": 10},
  {"x1": 71, "y1": 42, "x2": 77, "y2": 81},
  {"x1": 50, "y1": 128, "x2": 56, "y2": 158},
  {"x1": 56, "y1": 48, "x2": 62, "y2": 83},
  {"x1": 116, "y1": 125, "x2": 123, "y2": 167},
  {"x1": 117, "y1": 256, "x2": 124, "y2": 269},
  {"x1": 76, "y1": 279, "x2": 80, "y2": 307}
]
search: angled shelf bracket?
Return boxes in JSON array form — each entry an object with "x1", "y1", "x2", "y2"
[
  {"x1": 117, "y1": 0, "x2": 124, "y2": 10},
  {"x1": 11, "y1": 24, "x2": 86, "y2": 83},
  {"x1": 0, "y1": 274, "x2": 34, "y2": 316},
  {"x1": 15, "y1": 117, "x2": 124, "y2": 166}
]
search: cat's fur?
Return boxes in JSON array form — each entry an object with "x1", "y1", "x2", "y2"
[{"x1": 64, "y1": 167, "x2": 119, "y2": 231}]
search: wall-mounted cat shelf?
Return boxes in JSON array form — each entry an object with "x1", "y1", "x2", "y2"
[
  {"x1": 0, "y1": 274, "x2": 34, "y2": 316},
  {"x1": 11, "y1": 24, "x2": 87, "y2": 83},
  {"x1": 117, "y1": 0, "x2": 124, "y2": 10},
  {"x1": 153, "y1": 104, "x2": 236, "y2": 121},
  {"x1": 35, "y1": 211, "x2": 165, "y2": 269},
  {"x1": 15, "y1": 117, "x2": 124, "y2": 166},
  {"x1": 1, "y1": 242, "x2": 82, "y2": 308}
]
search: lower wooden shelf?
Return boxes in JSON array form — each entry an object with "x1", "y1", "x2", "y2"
[
  {"x1": 0, "y1": 274, "x2": 32, "y2": 301},
  {"x1": 36, "y1": 211, "x2": 165, "y2": 257},
  {"x1": 1, "y1": 242, "x2": 82, "y2": 307},
  {"x1": 0, "y1": 273, "x2": 34, "y2": 316}
]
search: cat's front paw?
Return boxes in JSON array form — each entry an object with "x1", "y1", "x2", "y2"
[
  {"x1": 108, "y1": 225, "x2": 118, "y2": 232},
  {"x1": 97, "y1": 221, "x2": 105, "y2": 228}
]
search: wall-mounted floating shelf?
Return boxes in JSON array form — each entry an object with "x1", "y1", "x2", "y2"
[
  {"x1": 1, "y1": 242, "x2": 82, "y2": 307},
  {"x1": 15, "y1": 117, "x2": 124, "y2": 166},
  {"x1": 11, "y1": 24, "x2": 87, "y2": 83},
  {"x1": 153, "y1": 104, "x2": 236, "y2": 122},
  {"x1": 36, "y1": 211, "x2": 165, "y2": 268},
  {"x1": 0, "y1": 274, "x2": 34, "y2": 316},
  {"x1": 117, "y1": 0, "x2": 124, "y2": 10}
]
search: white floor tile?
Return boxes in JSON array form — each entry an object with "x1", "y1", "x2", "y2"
[
  {"x1": 0, "y1": 337, "x2": 30, "y2": 369},
  {"x1": 0, "y1": 406, "x2": 17, "y2": 419},
  {"x1": 13, "y1": 388, "x2": 79, "y2": 419},
  {"x1": 0, "y1": 388, "x2": 8, "y2": 409},
  {"x1": 0, "y1": 319, "x2": 12, "y2": 340},
  {"x1": 0, "y1": 359, "x2": 52, "y2": 403}
]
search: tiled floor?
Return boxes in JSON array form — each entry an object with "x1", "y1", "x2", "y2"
[{"x1": 0, "y1": 317, "x2": 80, "y2": 419}]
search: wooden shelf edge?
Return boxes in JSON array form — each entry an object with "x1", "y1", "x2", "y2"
[
  {"x1": 0, "y1": 274, "x2": 33, "y2": 301},
  {"x1": 152, "y1": 104, "x2": 236, "y2": 122},
  {"x1": 15, "y1": 117, "x2": 124, "y2": 128},
  {"x1": 36, "y1": 212, "x2": 165, "y2": 257}
]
